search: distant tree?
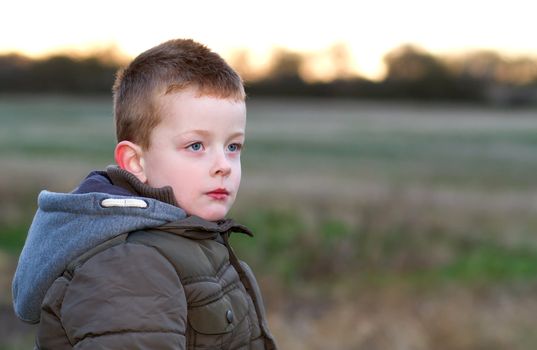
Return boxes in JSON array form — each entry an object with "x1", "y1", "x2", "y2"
[
  {"x1": 0, "y1": 53, "x2": 119, "y2": 93},
  {"x1": 501, "y1": 57, "x2": 537, "y2": 85},
  {"x1": 1, "y1": 45, "x2": 536, "y2": 103},
  {"x1": 384, "y1": 44, "x2": 449, "y2": 82},
  {"x1": 382, "y1": 45, "x2": 465, "y2": 100},
  {"x1": 452, "y1": 51, "x2": 537, "y2": 86},
  {"x1": 0, "y1": 54, "x2": 32, "y2": 91},
  {"x1": 244, "y1": 48, "x2": 309, "y2": 97},
  {"x1": 265, "y1": 48, "x2": 305, "y2": 82},
  {"x1": 452, "y1": 50, "x2": 504, "y2": 84},
  {"x1": 30, "y1": 55, "x2": 84, "y2": 91},
  {"x1": 447, "y1": 51, "x2": 537, "y2": 105}
]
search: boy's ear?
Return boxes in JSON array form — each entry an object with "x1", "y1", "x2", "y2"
[{"x1": 114, "y1": 141, "x2": 147, "y2": 183}]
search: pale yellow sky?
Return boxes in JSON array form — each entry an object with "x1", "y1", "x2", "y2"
[{"x1": 2, "y1": 0, "x2": 536, "y2": 80}]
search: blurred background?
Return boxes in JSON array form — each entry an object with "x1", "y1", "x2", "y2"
[{"x1": 1, "y1": 1, "x2": 537, "y2": 349}]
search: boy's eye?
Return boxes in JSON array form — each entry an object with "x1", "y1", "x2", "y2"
[
  {"x1": 227, "y1": 143, "x2": 242, "y2": 152},
  {"x1": 188, "y1": 142, "x2": 203, "y2": 152}
]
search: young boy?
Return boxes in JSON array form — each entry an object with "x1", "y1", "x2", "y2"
[{"x1": 12, "y1": 39, "x2": 278, "y2": 350}]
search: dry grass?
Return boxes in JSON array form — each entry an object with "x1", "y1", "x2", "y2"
[
  {"x1": 265, "y1": 282, "x2": 537, "y2": 350},
  {"x1": 3, "y1": 97, "x2": 537, "y2": 349}
]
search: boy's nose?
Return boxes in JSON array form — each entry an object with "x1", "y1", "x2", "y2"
[{"x1": 210, "y1": 152, "x2": 232, "y2": 177}]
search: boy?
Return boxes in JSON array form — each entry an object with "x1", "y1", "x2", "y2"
[{"x1": 12, "y1": 39, "x2": 278, "y2": 350}]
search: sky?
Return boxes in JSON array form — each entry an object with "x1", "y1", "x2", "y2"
[{"x1": 2, "y1": 0, "x2": 536, "y2": 80}]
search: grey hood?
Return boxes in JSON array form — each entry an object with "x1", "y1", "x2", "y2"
[{"x1": 12, "y1": 171, "x2": 187, "y2": 323}]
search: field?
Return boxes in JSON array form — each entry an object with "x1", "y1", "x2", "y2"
[{"x1": 1, "y1": 95, "x2": 537, "y2": 349}]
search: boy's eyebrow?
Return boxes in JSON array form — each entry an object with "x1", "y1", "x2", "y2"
[
  {"x1": 179, "y1": 130, "x2": 245, "y2": 138},
  {"x1": 229, "y1": 131, "x2": 245, "y2": 138},
  {"x1": 180, "y1": 129, "x2": 211, "y2": 137}
]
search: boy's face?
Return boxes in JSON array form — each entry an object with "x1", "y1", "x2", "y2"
[{"x1": 140, "y1": 88, "x2": 246, "y2": 221}]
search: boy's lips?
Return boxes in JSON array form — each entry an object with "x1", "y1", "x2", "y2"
[{"x1": 206, "y1": 188, "x2": 229, "y2": 200}]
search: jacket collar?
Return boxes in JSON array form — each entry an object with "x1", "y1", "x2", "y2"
[{"x1": 153, "y1": 215, "x2": 253, "y2": 240}]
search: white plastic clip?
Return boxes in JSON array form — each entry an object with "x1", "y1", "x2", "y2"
[{"x1": 100, "y1": 198, "x2": 148, "y2": 209}]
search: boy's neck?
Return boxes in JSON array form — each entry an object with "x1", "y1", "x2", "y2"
[{"x1": 106, "y1": 165, "x2": 179, "y2": 207}]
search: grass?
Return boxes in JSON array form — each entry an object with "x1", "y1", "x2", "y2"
[
  {"x1": 3, "y1": 95, "x2": 537, "y2": 349},
  {"x1": 0, "y1": 226, "x2": 28, "y2": 255},
  {"x1": 3, "y1": 95, "x2": 537, "y2": 286},
  {"x1": 229, "y1": 208, "x2": 537, "y2": 290},
  {"x1": 4, "y1": 206, "x2": 536, "y2": 288},
  {"x1": 440, "y1": 243, "x2": 537, "y2": 283}
]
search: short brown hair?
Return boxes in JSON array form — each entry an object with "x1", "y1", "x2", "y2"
[{"x1": 113, "y1": 39, "x2": 245, "y2": 149}]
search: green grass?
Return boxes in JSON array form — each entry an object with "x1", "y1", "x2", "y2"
[
  {"x1": 229, "y1": 208, "x2": 537, "y2": 288},
  {"x1": 0, "y1": 226, "x2": 29, "y2": 255},
  {"x1": 0, "y1": 94, "x2": 114, "y2": 162},
  {"x1": 440, "y1": 243, "x2": 537, "y2": 282},
  {"x1": 5, "y1": 205, "x2": 535, "y2": 288},
  {"x1": 3, "y1": 95, "x2": 537, "y2": 189},
  {"x1": 3, "y1": 95, "x2": 537, "y2": 289}
]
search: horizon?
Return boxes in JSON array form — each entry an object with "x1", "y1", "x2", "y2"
[{"x1": 2, "y1": 0, "x2": 536, "y2": 80}]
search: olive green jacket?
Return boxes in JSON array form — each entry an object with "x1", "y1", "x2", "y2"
[{"x1": 36, "y1": 216, "x2": 277, "y2": 349}]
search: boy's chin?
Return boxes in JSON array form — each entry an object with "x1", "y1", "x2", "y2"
[{"x1": 190, "y1": 208, "x2": 229, "y2": 222}]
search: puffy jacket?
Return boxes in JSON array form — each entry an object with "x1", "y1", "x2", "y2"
[
  {"x1": 36, "y1": 216, "x2": 277, "y2": 349},
  {"x1": 13, "y1": 167, "x2": 277, "y2": 349}
]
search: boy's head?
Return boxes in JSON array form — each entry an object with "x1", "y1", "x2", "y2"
[
  {"x1": 113, "y1": 38, "x2": 245, "y2": 150},
  {"x1": 112, "y1": 39, "x2": 247, "y2": 221}
]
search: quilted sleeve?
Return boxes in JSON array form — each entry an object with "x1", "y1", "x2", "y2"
[{"x1": 60, "y1": 243, "x2": 187, "y2": 349}]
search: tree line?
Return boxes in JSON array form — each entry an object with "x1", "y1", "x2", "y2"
[{"x1": 1, "y1": 45, "x2": 536, "y2": 105}]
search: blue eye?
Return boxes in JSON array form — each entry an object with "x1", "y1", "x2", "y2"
[
  {"x1": 188, "y1": 142, "x2": 203, "y2": 152},
  {"x1": 228, "y1": 143, "x2": 242, "y2": 152}
]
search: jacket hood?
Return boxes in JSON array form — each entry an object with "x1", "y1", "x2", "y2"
[{"x1": 12, "y1": 171, "x2": 187, "y2": 324}]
